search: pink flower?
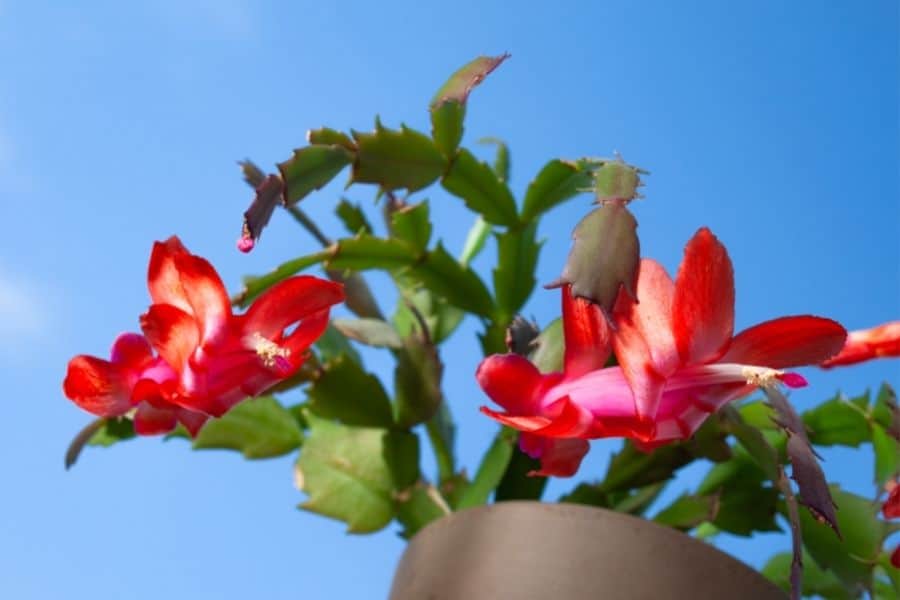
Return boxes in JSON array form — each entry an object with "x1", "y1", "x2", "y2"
[
  {"x1": 139, "y1": 236, "x2": 344, "y2": 417},
  {"x1": 821, "y1": 321, "x2": 900, "y2": 368},
  {"x1": 477, "y1": 228, "x2": 847, "y2": 476},
  {"x1": 64, "y1": 333, "x2": 208, "y2": 436}
]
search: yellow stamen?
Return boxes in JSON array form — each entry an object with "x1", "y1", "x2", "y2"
[
  {"x1": 741, "y1": 366, "x2": 783, "y2": 388},
  {"x1": 251, "y1": 332, "x2": 290, "y2": 368}
]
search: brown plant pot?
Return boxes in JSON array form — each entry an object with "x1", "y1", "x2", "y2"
[{"x1": 389, "y1": 501, "x2": 786, "y2": 600}]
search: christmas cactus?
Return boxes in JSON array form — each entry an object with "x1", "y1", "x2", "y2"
[{"x1": 63, "y1": 55, "x2": 900, "y2": 599}]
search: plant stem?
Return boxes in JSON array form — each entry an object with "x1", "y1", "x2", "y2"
[{"x1": 425, "y1": 414, "x2": 455, "y2": 483}]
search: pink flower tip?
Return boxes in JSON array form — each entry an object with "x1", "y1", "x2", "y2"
[
  {"x1": 778, "y1": 372, "x2": 807, "y2": 388},
  {"x1": 236, "y1": 236, "x2": 255, "y2": 253}
]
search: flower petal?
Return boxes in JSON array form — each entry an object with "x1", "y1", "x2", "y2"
[
  {"x1": 884, "y1": 483, "x2": 900, "y2": 519},
  {"x1": 133, "y1": 400, "x2": 178, "y2": 435},
  {"x1": 672, "y1": 227, "x2": 735, "y2": 365},
  {"x1": 176, "y1": 408, "x2": 209, "y2": 438},
  {"x1": 723, "y1": 315, "x2": 847, "y2": 368},
  {"x1": 140, "y1": 304, "x2": 200, "y2": 372},
  {"x1": 480, "y1": 406, "x2": 552, "y2": 432},
  {"x1": 243, "y1": 276, "x2": 345, "y2": 339},
  {"x1": 147, "y1": 236, "x2": 193, "y2": 312},
  {"x1": 63, "y1": 355, "x2": 132, "y2": 416},
  {"x1": 476, "y1": 354, "x2": 545, "y2": 414},
  {"x1": 281, "y1": 309, "x2": 331, "y2": 357},
  {"x1": 822, "y1": 320, "x2": 900, "y2": 368},
  {"x1": 519, "y1": 434, "x2": 590, "y2": 477},
  {"x1": 612, "y1": 259, "x2": 679, "y2": 419},
  {"x1": 561, "y1": 284, "x2": 610, "y2": 377},
  {"x1": 109, "y1": 333, "x2": 154, "y2": 369},
  {"x1": 172, "y1": 252, "x2": 231, "y2": 345}
]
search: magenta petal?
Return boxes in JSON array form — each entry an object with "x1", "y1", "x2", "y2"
[{"x1": 523, "y1": 435, "x2": 590, "y2": 478}]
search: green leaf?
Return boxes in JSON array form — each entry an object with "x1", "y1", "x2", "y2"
[
  {"x1": 335, "y1": 199, "x2": 372, "y2": 235},
  {"x1": 763, "y1": 551, "x2": 856, "y2": 600},
  {"x1": 611, "y1": 482, "x2": 668, "y2": 516},
  {"x1": 592, "y1": 158, "x2": 645, "y2": 203},
  {"x1": 307, "y1": 127, "x2": 355, "y2": 149},
  {"x1": 314, "y1": 323, "x2": 362, "y2": 364},
  {"x1": 393, "y1": 335, "x2": 443, "y2": 428},
  {"x1": 494, "y1": 446, "x2": 548, "y2": 501},
  {"x1": 191, "y1": 396, "x2": 303, "y2": 459},
  {"x1": 307, "y1": 355, "x2": 394, "y2": 428},
  {"x1": 442, "y1": 148, "x2": 519, "y2": 226},
  {"x1": 521, "y1": 159, "x2": 591, "y2": 223},
  {"x1": 430, "y1": 54, "x2": 509, "y2": 107},
  {"x1": 457, "y1": 427, "x2": 517, "y2": 509},
  {"x1": 602, "y1": 440, "x2": 693, "y2": 493},
  {"x1": 459, "y1": 216, "x2": 491, "y2": 267},
  {"x1": 236, "y1": 249, "x2": 330, "y2": 307},
  {"x1": 327, "y1": 236, "x2": 417, "y2": 271},
  {"x1": 493, "y1": 222, "x2": 541, "y2": 319},
  {"x1": 295, "y1": 418, "x2": 404, "y2": 533},
  {"x1": 873, "y1": 383, "x2": 900, "y2": 440},
  {"x1": 722, "y1": 407, "x2": 780, "y2": 481},
  {"x1": 277, "y1": 145, "x2": 354, "y2": 205},
  {"x1": 410, "y1": 243, "x2": 494, "y2": 317},
  {"x1": 803, "y1": 394, "x2": 871, "y2": 447},
  {"x1": 391, "y1": 202, "x2": 432, "y2": 253},
  {"x1": 331, "y1": 318, "x2": 403, "y2": 349},
  {"x1": 430, "y1": 100, "x2": 464, "y2": 158},
  {"x1": 529, "y1": 318, "x2": 564, "y2": 373},
  {"x1": 396, "y1": 482, "x2": 450, "y2": 538},
  {"x1": 551, "y1": 203, "x2": 639, "y2": 314},
  {"x1": 393, "y1": 288, "x2": 464, "y2": 345},
  {"x1": 713, "y1": 485, "x2": 780, "y2": 536},
  {"x1": 738, "y1": 399, "x2": 779, "y2": 430},
  {"x1": 653, "y1": 494, "x2": 717, "y2": 530},
  {"x1": 478, "y1": 137, "x2": 510, "y2": 182},
  {"x1": 351, "y1": 122, "x2": 446, "y2": 192},
  {"x1": 872, "y1": 423, "x2": 900, "y2": 487},
  {"x1": 800, "y1": 486, "x2": 888, "y2": 593}
]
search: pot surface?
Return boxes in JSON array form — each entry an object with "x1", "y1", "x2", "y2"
[{"x1": 389, "y1": 501, "x2": 786, "y2": 600}]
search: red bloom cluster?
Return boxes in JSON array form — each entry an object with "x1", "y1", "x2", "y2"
[
  {"x1": 477, "y1": 228, "x2": 847, "y2": 477},
  {"x1": 63, "y1": 237, "x2": 344, "y2": 436}
]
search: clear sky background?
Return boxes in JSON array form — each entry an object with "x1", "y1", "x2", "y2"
[{"x1": 1, "y1": 1, "x2": 897, "y2": 598}]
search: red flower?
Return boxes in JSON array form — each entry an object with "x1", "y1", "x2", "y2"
[
  {"x1": 64, "y1": 333, "x2": 209, "y2": 436},
  {"x1": 885, "y1": 481, "x2": 900, "y2": 520},
  {"x1": 139, "y1": 236, "x2": 344, "y2": 417},
  {"x1": 477, "y1": 228, "x2": 846, "y2": 475},
  {"x1": 821, "y1": 321, "x2": 900, "y2": 368}
]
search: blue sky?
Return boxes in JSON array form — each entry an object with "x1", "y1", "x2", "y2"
[{"x1": 1, "y1": 1, "x2": 897, "y2": 597}]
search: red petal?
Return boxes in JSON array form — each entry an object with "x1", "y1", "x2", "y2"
[
  {"x1": 171, "y1": 252, "x2": 231, "y2": 345},
  {"x1": 176, "y1": 408, "x2": 209, "y2": 437},
  {"x1": 884, "y1": 484, "x2": 900, "y2": 519},
  {"x1": 480, "y1": 406, "x2": 551, "y2": 432},
  {"x1": 147, "y1": 236, "x2": 193, "y2": 312},
  {"x1": 281, "y1": 309, "x2": 331, "y2": 357},
  {"x1": 521, "y1": 435, "x2": 590, "y2": 477},
  {"x1": 561, "y1": 284, "x2": 610, "y2": 377},
  {"x1": 133, "y1": 401, "x2": 178, "y2": 435},
  {"x1": 63, "y1": 355, "x2": 132, "y2": 416},
  {"x1": 672, "y1": 228, "x2": 735, "y2": 365},
  {"x1": 109, "y1": 333, "x2": 154, "y2": 369},
  {"x1": 140, "y1": 304, "x2": 199, "y2": 372},
  {"x1": 892, "y1": 545, "x2": 900, "y2": 569},
  {"x1": 476, "y1": 354, "x2": 544, "y2": 414},
  {"x1": 244, "y1": 276, "x2": 344, "y2": 339},
  {"x1": 612, "y1": 259, "x2": 679, "y2": 419},
  {"x1": 722, "y1": 316, "x2": 847, "y2": 368},
  {"x1": 822, "y1": 321, "x2": 900, "y2": 368},
  {"x1": 535, "y1": 396, "x2": 594, "y2": 437}
]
